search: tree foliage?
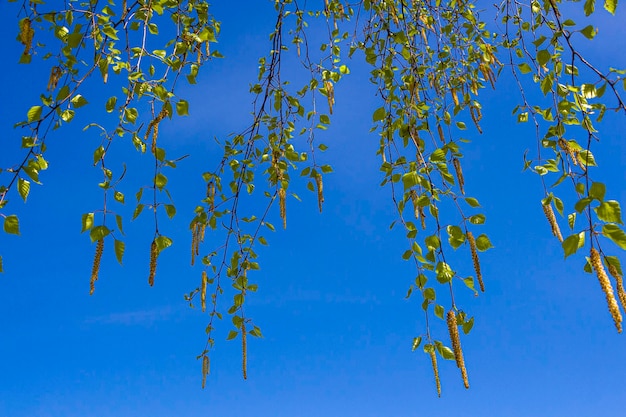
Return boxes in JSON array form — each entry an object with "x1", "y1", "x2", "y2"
[{"x1": 1, "y1": 0, "x2": 625, "y2": 395}]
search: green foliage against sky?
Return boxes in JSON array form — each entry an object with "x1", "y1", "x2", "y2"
[{"x1": 2, "y1": 0, "x2": 625, "y2": 396}]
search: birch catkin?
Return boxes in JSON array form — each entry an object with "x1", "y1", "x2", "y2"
[
  {"x1": 466, "y1": 231, "x2": 484, "y2": 292},
  {"x1": 429, "y1": 349, "x2": 441, "y2": 397},
  {"x1": 90, "y1": 239, "x2": 104, "y2": 295},
  {"x1": 201, "y1": 355, "x2": 210, "y2": 389},
  {"x1": 590, "y1": 248, "x2": 623, "y2": 333},
  {"x1": 148, "y1": 240, "x2": 157, "y2": 287},
  {"x1": 242, "y1": 322, "x2": 248, "y2": 380},
  {"x1": 315, "y1": 173, "x2": 324, "y2": 213},
  {"x1": 542, "y1": 202, "x2": 563, "y2": 242},
  {"x1": 447, "y1": 310, "x2": 469, "y2": 389},
  {"x1": 278, "y1": 187, "x2": 287, "y2": 229},
  {"x1": 201, "y1": 271, "x2": 207, "y2": 312},
  {"x1": 607, "y1": 262, "x2": 626, "y2": 313},
  {"x1": 452, "y1": 157, "x2": 465, "y2": 195}
]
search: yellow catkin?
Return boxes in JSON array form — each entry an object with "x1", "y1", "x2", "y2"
[
  {"x1": 429, "y1": 349, "x2": 441, "y2": 397},
  {"x1": 242, "y1": 322, "x2": 248, "y2": 380},
  {"x1": 466, "y1": 231, "x2": 484, "y2": 292},
  {"x1": 279, "y1": 187, "x2": 287, "y2": 229},
  {"x1": 419, "y1": 206, "x2": 426, "y2": 230},
  {"x1": 447, "y1": 309, "x2": 470, "y2": 389},
  {"x1": 437, "y1": 123, "x2": 445, "y2": 143},
  {"x1": 451, "y1": 88, "x2": 459, "y2": 106},
  {"x1": 47, "y1": 66, "x2": 62, "y2": 91},
  {"x1": 558, "y1": 138, "x2": 578, "y2": 166},
  {"x1": 201, "y1": 271, "x2": 207, "y2": 312},
  {"x1": 146, "y1": 108, "x2": 168, "y2": 154},
  {"x1": 191, "y1": 223, "x2": 198, "y2": 266},
  {"x1": 199, "y1": 223, "x2": 205, "y2": 243},
  {"x1": 201, "y1": 355, "x2": 210, "y2": 389},
  {"x1": 410, "y1": 190, "x2": 419, "y2": 220},
  {"x1": 469, "y1": 106, "x2": 483, "y2": 134},
  {"x1": 90, "y1": 239, "x2": 104, "y2": 295},
  {"x1": 207, "y1": 181, "x2": 215, "y2": 212},
  {"x1": 542, "y1": 202, "x2": 563, "y2": 242},
  {"x1": 452, "y1": 158, "x2": 465, "y2": 195},
  {"x1": 590, "y1": 248, "x2": 623, "y2": 333},
  {"x1": 315, "y1": 173, "x2": 324, "y2": 213},
  {"x1": 148, "y1": 240, "x2": 157, "y2": 287},
  {"x1": 19, "y1": 18, "x2": 34, "y2": 54},
  {"x1": 607, "y1": 263, "x2": 626, "y2": 313},
  {"x1": 324, "y1": 80, "x2": 335, "y2": 114}
]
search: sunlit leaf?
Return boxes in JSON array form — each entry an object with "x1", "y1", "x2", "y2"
[{"x1": 3, "y1": 215, "x2": 20, "y2": 235}]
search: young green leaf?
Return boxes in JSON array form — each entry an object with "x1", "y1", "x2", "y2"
[{"x1": 3, "y1": 215, "x2": 20, "y2": 235}]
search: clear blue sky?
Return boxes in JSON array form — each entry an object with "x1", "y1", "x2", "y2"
[{"x1": 1, "y1": 2, "x2": 626, "y2": 416}]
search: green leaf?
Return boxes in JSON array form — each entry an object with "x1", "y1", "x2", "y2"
[
  {"x1": 105, "y1": 96, "x2": 117, "y2": 112},
  {"x1": 89, "y1": 225, "x2": 110, "y2": 242},
  {"x1": 155, "y1": 235, "x2": 173, "y2": 252},
  {"x1": 93, "y1": 146, "x2": 105, "y2": 164},
  {"x1": 60, "y1": 109, "x2": 75, "y2": 123},
  {"x1": 434, "y1": 304, "x2": 444, "y2": 319},
  {"x1": 115, "y1": 214, "x2": 124, "y2": 235},
  {"x1": 81, "y1": 213, "x2": 94, "y2": 233},
  {"x1": 124, "y1": 107, "x2": 138, "y2": 123},
  {"x1": 114, "y1": 239, "x2": 125, "y2": 264},
  {"x1": 226, "y1": 330, "x2": 238, "y2": 340},
  {"x1": 132, "y1": 204, "x2": 144, "y2": 220},
  {"x1": 469, "y1": 214, "x2": 486, "y2": 225},
  {"x1": 595, "y1": 201, "x2": 623, "y2": 224},
  {"x1": 584, "y1": 0, "x2": 596, "y2": 15},
  {"x1": 155, "y1": 173, "x2": 168, "y2": 190},
  {"x1": 604, "y1": 0, "x2": 617, "y2": 14},
  {"x1": 462, "y1": 317, "x2": 474, "y2": 335},
  {"x1": 114, "y1": 191, "x2": 125, "y2": 204},
  {"x1": 575, "y1": 197, "x2": 593, "y2": 213},
  {"x1": 446, "y1": 225, "x2": 466, "y2": 249},
  {"x1": 176, "y1": 99, "x2": 189, "y2": 116},
  {"x1": 518, "y1": 63, "x2": 532, "y2": 74},
  {"x1": 435, "y1": 262, "x2": 454, "y2": 283},
  {"x1": 463, "y1": 277, "x2": 476, "y2": 292},
  {"x1": 429, "y1": 149, "x2": 446, "y2": 163},
  {"x1": 56, "y1": 85, "x2": 70, "y2": 102},
  {"x1": 562, "y1": 232, "x2": 585, "y2": 258},
  {"x1": 580, "y1": 25, "x2": 597, "y2": 39},
  {"x1": 465, "y1": 197, "x2": 480, "y2": 207},
  {"x1": 372, "y1": 107, "x2": 386, "y2": 122},
  {"x1": 27, "y1": 106, "x2": 43, "y2": 122},
  {"x1": 475, "y1": 234, "x2": 493, "y2": 251},
  {"x1": 589, "y1": 183, "x2": 606, "y2": 202},
  {"x1": 17, "y1": 178, "x2": 30, "y2": 202},
  {"x1": 71, "y1": 94, "x2": 88, "y2": 108},
  {"x1": 102, "y1": 25, "x2": 119, "y2": 40},
  {"x1": 577, "y1": 150, "x2": 597, "y2": 167},
  {"x1": 165, "y1": 204, "x2": 176, "y2": 219},
  {"x1": 536, "y1": 50, "x2": 551, "y2": 66},
  {"x1": 603, "y1": 224, "x2": 626, "y2": 250},
  {"x1": 423, "y1": 287, "x2": 436, "y2": 301},
  {"x1": 439, "y1": 345, "x2": 455, "y2": 360},
  {"x1": 425, "y1": 235, "x2": 440, "y2": 250},
  {"x1": 401, "y1": 172, "x2": 418, "y2": 190},
  {"x1": 3, "y1": 215, "x2": 20, "y2": 235},
  {"x1": 411, "y1": 336, "x2": 422, "y2": 351},
  {"x1": 605, "y1": 256, "x2": 623, "y2": 275}
]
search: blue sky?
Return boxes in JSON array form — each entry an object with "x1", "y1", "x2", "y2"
[{"x1": 1, "y1": 1, "x2": 626, "y2": 416}]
